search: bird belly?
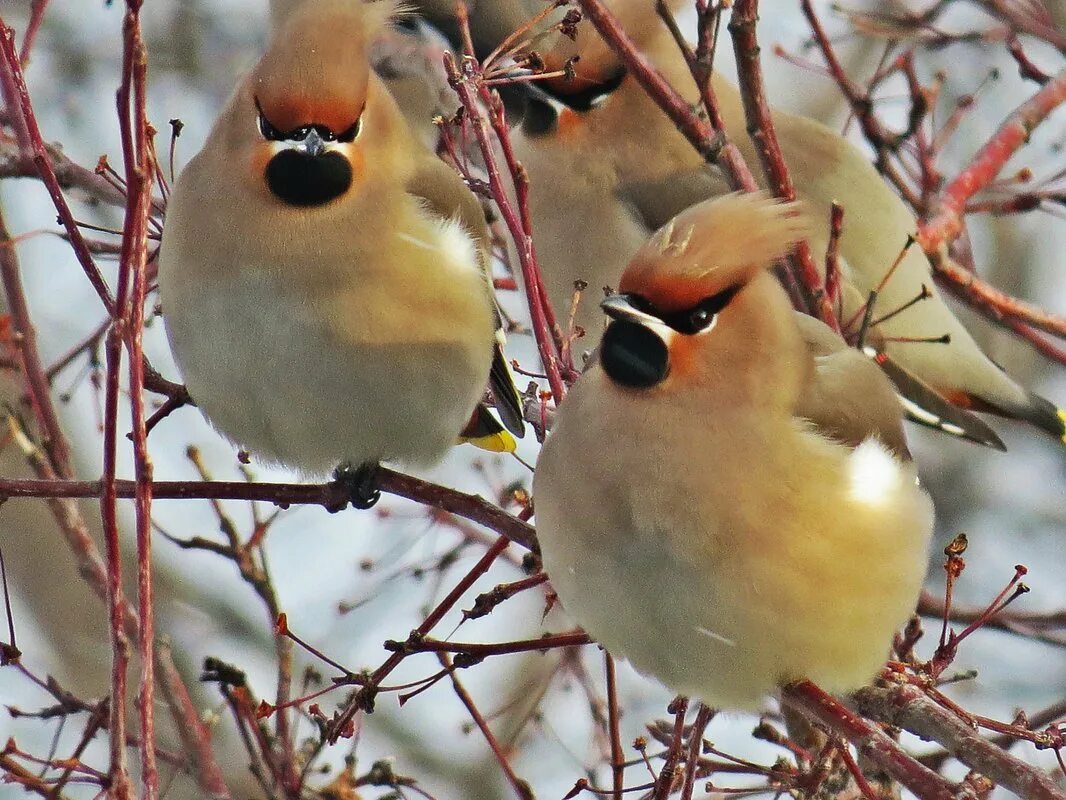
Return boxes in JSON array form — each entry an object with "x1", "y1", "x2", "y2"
[
  {"x1": 162, "y1": 269, "x2": 489, "y2": 473},
  {"x1": 536, "y1": 404, "x2": 933, "y2": 709}
]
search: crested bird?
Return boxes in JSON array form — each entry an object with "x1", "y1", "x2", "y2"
[
  {"x1": 159, "y1": 0, "x2": 524, "y2": 504},
  {"x1": 500, "y1": 1, "x2": 1066, "y2": 445},
  {"x1": 533, "y1": 194, "x2": 935, "y2": 708}
]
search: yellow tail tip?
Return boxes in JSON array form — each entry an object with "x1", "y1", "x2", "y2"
[
  {"x1": 460, "y1": 430, "x2": 518, "y2": 454},
  {"x1": 1058, "y1": 408, "x2": 1066, "y2": 444}
]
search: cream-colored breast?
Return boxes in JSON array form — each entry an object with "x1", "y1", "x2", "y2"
[
  {"x1": 159, "y1": 175, "x2": 494, "y2": 472},
  {"x1": 534, "y1": 368, "x2": 933, "y2": 709}
]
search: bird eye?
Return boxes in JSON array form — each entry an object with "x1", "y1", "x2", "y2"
[
  {"x1": 336, "y1": 116, "x2": 362, "y2": 143},
  {"x1": 689, "y1": 308, "x2": 711, "y2": 331},
  {"x1": 663, "y1": 285, "x2": 741, "y2": 334},
  {"x1": 255, "y1": 98, "x2": 285, "y2": 141}
]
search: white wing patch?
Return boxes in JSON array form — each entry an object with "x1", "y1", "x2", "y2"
[
  {"x1": 847, "y1": 438, "x2": 903, "y2": 506},
  {"x1": 434, "y1": 215, "x2": 480, "y2": 274}
]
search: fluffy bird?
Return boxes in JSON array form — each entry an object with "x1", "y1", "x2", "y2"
[
  {"x1": 159, "y1": 0, "x2": 523, "y2": 498},
  {"x1": 533, "y1": 194, "x2": 935, "y2": 707},
  {"x1": 503, "y1": 2, "x2": 1066, "y2": 444}
]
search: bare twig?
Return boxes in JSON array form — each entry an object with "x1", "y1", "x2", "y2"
[
  {"x1": 855, "y1": 684, "x2": 1066, "y2": 800},
  {"x1": 921, "y1": 70, "x2": 1066, "y2": 250}
]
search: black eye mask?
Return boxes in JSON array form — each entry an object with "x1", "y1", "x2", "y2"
[
  {"x1": 255, "y1": 97, "x2": 362, "y2": 143},
  {"x1": 520, "y1": 67, "x2": 627, "y2": 136},
  {"x1": 628, "y1": 285, "x2": 741, "y2": 335}
]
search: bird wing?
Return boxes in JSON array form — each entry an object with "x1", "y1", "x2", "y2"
[
  {"x1": 792, "y1": 312, "x2": 912, "y2": 460},
  {"x1": 618, "y1": 167, "x2": 730, "y2": 233},
  {"x1": 864, "y1": 348, "x2": 1005, "y2": 451},
  {"x1": 406, "y1": 156, "x2": 526, "y2": 437}
]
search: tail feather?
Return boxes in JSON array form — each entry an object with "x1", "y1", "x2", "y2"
[
  {"x1": 488, "y1": 329, "x2": 527, "y2": 437},
  {"x1": 1016, "y1": 392, "x2": 1066, "y2": 444},
  {"x1": 961, "y1": 389, "x2": 1066, "y2": 445},
  {"x1": 459, "y1": 404, "x2": 517, "y2": 454}
]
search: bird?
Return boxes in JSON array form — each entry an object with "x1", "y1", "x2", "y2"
[
  {"x1": 500, "y1": 1, "x2": 1066, "y2": 445},
  {"x1": 532, "y1": 193, "x2": 935, "y2": 708},
  {"x1": 159, "y1": 0, "x2": 524, "y2": 505}
]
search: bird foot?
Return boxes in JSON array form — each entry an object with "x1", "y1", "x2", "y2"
[{"x1": 333, "y1": 461, "x2": 381, "y2": 510}]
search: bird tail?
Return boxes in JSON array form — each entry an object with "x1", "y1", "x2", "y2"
[
  {"x1": 955, "y1": 388, "x2": 1066, "y2": 446},
  {"x1": 487, "y1": 328, "x2": 527, "y2": 437},
  {"x1": 459, "y1": 404, "x2": 518, "y2": 454}
]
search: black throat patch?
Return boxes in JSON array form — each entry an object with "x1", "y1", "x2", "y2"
[{"x1": 265, "y1": 150, "x2": 352, "y2": 207}]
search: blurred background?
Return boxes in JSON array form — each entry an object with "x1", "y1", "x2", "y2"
[{"x1": 0, "y1": 1, "x2": 1063, "y2": 798}]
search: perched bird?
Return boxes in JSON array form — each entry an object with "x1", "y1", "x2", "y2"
[
  {"x1": 533, "y1": 194, "x2": 935, "y2": 708},
  {"x1": 159, "y1": 0, "x2": 523, "y2": 501},
  {"x1": 504, "y1": 2, "x2": 1066, "y2": 444}
]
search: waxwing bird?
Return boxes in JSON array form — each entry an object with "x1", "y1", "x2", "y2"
[
  {"x1": 159, "y1": 0, "x2": 523, "y2": 496},
  {"x1": 509, "y1": 5, "x2": 1066, "y2": 445},
  {"x1": 533, "y1": 194, "x2": 935, "y2": 708}
]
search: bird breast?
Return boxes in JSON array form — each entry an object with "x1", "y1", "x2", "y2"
[
  {"x1": 159, "y1": 183, "x2": 494, "y2": 472},
  {"x1": 533, "y1": 370, "x2": 933, "y2": 708}
]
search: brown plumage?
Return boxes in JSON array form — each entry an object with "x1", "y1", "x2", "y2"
[
  {"x1": 159, "y1": 0, "x2": 522, "y2": 475},
  {"x1": 534, "y1": 194, "x2": 934, "y2": 708}
]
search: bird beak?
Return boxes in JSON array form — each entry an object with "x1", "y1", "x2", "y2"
[
  {"x1": 600, "y1": 294, "x2": 661, "y2": 327},
  {"x1": 295, "y1": 128, "x2": 327, "y2": 157}
]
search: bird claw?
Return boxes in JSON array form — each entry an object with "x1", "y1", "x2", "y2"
[{"x1": 334, "y1": 461, "x2": 381, "y2": 510}]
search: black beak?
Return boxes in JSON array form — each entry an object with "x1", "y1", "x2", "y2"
[{"x1": 600, "y1": 294, "x2": 661, "y2": 327}]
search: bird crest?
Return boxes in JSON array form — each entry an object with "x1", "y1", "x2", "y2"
[
  {"x1": 254, "y1": 0, "x2": 408, "y2": 136},
  {"x1": 620, "y1": 192, "x2": 812, "y2": 312}
]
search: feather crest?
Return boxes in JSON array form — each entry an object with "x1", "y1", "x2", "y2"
[{"x1": 620, "y1": 192, "x2": 813, "y2": 311}]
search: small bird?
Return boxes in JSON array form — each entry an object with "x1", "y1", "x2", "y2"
[
  {"x1": 504, "y1": 3, "x2": 1066, "y2": 445},
  {"x1": 159, "y1": 0, "x2": 523, "y2": 501},
  {"x1": 533, "y1": 194, "x2": 935, "y2": 708}
]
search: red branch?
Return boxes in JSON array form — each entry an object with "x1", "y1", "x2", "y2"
[
  {"x1": 921, "y1": 69, "x2": 1066, "y2": 250},
  {"x1": 438, "y1": 652, "x2": 534, "y2": 800},
  {"x1": 0, "y1": 472, "x2": 538, "y2": 551},
  {"x1": 577, "y1": 0, "x2": 751, "y2": 183},
  {"x1": 156, "y1": 641, "x2": 231, "y2": 798},
  {"x1": 728, "y1": 0, "x2": 838, "y2": 330},
  {"x1": 116, "y1": 2, "x2": 158, "y2": 797},
  {"x1": 442, "y1": 28, "x2": 570, "y2": 401},
  {"x1": 0, "y1": 23, "x2": 116, "y2": 314},
  {"x1": 931, "y1": 251, "x2": 1066, "y2": 341},
  {"x1": 781, "y1": 680, "x2": 972, "y2": 800},
  {"x1": 604, "y1": 653, "x2": 624, "y2": 800},
  {"x1": 326, "y1": 535, "x2": 513, "y2": 741},
  {"x1": 855, "y1": 684, "x2": 1066, "y2": 800}
]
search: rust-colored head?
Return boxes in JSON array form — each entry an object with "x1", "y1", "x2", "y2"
[
  {"x1": 253, "y1": 0, "x2": 400, "y2": 138},
  {"x1": 599, "y1": 194, "x2": 813, "y2": 407},
  {"x1": 238, "y1": 0, "x2": 404, "y2": 207},
  {"x1": 620, "y1": 193, "x2": 811, "y2": 312}
]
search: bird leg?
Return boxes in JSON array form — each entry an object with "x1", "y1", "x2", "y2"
[{"x1": 333, "y1": 461, "x2": 382, "y2": 510}]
